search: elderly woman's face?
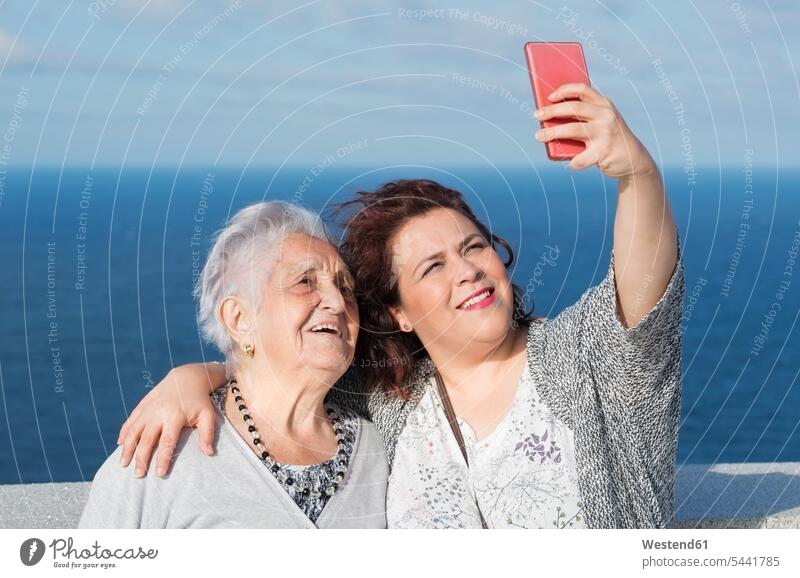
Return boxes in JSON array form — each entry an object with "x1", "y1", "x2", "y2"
[{"x1": 254, "y1": 234, "x2": 359, "y2": 378}]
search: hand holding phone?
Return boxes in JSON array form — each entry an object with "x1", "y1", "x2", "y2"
[
  {"x1": 524, "y1": 42, "x2": 590, "y2": 161},
  {"x1": 524, "y1": 42, "x2": 657, "y2": 179}
]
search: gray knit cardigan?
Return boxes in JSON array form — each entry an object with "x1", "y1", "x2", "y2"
[{"x1": 331, "y1": 231, "x2": 685, "y2": 529}]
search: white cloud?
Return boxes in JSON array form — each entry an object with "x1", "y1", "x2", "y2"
[{"x1": 0, "y1": 29, "x2": 20, "y2": 63}]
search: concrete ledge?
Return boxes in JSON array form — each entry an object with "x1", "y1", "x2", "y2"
[
  {"x1": 671, "y1": 462, "x2": 800, "y2": 529},
  {"x1": 0, "y1": 481, "x2": 91, "y2": 529},
  {"x1": 1, "y1": 463, "x2": 799, "y2": 528}
]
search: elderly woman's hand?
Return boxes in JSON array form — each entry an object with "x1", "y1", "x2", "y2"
[
  {"x1": 534, "y1": 83, "x2": 657, "y2": 180},
  {"x1": 117, "y1": 363, "x2": 224, "y2": 477}
]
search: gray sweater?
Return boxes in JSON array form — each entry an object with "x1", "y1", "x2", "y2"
[
  {"x1": 79, "y1": 403, "x2": 388, "y2": 528},
  {"x1": 332, "y1": 230, "x2": 685, "y2": 529}
]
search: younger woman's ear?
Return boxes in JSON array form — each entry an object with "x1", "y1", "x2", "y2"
[{"x1": 388, "y1": 305, "x2": 413, "y2": 333}]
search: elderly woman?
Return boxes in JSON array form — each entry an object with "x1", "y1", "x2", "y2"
[{"x1": 79, "y1": 202, "x2": 388, "y2": 528}]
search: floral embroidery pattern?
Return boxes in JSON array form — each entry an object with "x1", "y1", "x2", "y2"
[
  {"x1": 387, "y1": 362, "x2": 585, "y2": 529},
  {"x1": 553, "y1": 502, "x2": 583, "y2": 528},
  {"x1": 515, "y1": 429, "x2": 562, "y2": 464}
]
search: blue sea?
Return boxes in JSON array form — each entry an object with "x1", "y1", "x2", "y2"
[{"x1": 1, "y1": 165, "x2": 798, "y2": 484}]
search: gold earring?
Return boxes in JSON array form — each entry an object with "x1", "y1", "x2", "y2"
[
  {"x1": 242, "y1": 343, "x2": 254, "y2": 357},
  {"x1": 403, "y1": 323, "x2": 412, "y2": 331}
]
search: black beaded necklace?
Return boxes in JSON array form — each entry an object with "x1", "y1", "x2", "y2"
[{"x1": 228, "y1": 380, "x2": 350, "y2": 499}]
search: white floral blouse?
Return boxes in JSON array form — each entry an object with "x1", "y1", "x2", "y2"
[{"x1": 387, "y1": 356, "x2": 585, "y2": 529}]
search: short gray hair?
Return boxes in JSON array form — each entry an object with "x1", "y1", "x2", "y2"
[{"x1": 195, "y1": 201, "x2": 329, "y2": 361}]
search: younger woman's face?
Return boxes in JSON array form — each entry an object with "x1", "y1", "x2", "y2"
[{"x1": 388, "y1": 208, "x2": 515, "y2": 355}]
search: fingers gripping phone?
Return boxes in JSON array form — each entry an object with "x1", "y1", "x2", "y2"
[{"x1": 524, "y1": 42, "x2": 590, "y2": 160}]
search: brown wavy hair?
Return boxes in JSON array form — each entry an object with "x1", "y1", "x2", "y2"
[{"x1": 331, "y1": 179, "x2": 534, "y2": 398}]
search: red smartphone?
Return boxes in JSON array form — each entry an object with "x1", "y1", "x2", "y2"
[{"x1": 524, "y1": 42, "x2": 590, "y2": 161}]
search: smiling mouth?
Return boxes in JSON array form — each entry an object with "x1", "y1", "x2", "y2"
[
  {"x1": 457, "y1": 288, "x2": 495, "y2": 310},
  {"x1": 308, "y1": 323, "x2": 342, "y2": 337}
]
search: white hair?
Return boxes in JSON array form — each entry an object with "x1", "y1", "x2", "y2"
[{"x1": 194, "y1": 201, "x2": 329, "y2": 362}]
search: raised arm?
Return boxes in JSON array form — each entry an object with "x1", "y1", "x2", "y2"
[
  {"x1": 117, "y1": 362, "x2": 227, "y2": 477},
  {"x1": 534, "y1": 83, "x2": 678, "y2": 328}
]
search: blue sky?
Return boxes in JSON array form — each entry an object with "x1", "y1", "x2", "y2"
[{"x1": 0, "y1": 0, "x2": 797, "y2": 168}]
